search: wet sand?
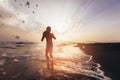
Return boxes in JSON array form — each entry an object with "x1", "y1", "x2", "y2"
[
  {"x1": 0, "y1": 59, "x2": 99, "y2": 80},
  {"x1": 77, "y1": 43, "x2": 120, "y2": 80},
  {"x1": 0, "y1": 42, "x2": 111, "y2": 80}
]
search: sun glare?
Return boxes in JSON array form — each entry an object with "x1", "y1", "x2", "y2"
[
  {"x1": 56, "y1": 26, "x2": 66, "y2": 33},
  {"x1": 57, "y1": 34, "x2": 64, "y2": 40},
  {"x1": 53, "y1": 44, "x2": 83, "y2": 59}
]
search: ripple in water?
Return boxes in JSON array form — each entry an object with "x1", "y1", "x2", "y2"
[
  {"x1": 50, "y1": 43, "x2": 112, "y2": 80},
  {"x1": 0, "y1": 42, "x2": 112, "y2": 80}
]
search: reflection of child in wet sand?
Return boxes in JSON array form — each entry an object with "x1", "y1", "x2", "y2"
[{"x1": 41, "y1": 26, "x2": 56, "y2": 70}]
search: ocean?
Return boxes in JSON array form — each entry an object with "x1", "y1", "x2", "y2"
[{"x1": 0, "y1": 41, "x2": 111, "y2": 80}]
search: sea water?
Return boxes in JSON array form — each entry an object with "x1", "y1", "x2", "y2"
[{"x1": 0, "y1": 41, "x2": 111, "y2": 80}]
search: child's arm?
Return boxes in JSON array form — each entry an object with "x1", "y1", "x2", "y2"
[
  {"x1": 52, "y1": 33, "x2": 56, "y2": 39},
  {"x1": 41, "y1": 32, "x2": 45, "y2": 41}
]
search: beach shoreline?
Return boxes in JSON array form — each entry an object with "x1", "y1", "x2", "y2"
[{"x1": 77, "y1": 43, "x2": 120, "y2": 80}]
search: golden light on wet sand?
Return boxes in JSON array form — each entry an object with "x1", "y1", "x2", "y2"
[{"x1": 53, "y1": 44, "x2": 83, "y2": 59}]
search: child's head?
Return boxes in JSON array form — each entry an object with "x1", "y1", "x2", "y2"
[{"x1": 46, "y1": 26, "x2": 51, "y2": 32}]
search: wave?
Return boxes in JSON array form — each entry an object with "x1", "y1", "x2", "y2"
[{"x1": 0, "y1": 42, "x2": 112, "y2": 80}]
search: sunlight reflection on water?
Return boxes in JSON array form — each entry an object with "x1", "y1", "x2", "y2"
[
  {"x1": 52, "y1": 43, "x2": 111, "y2": 80},
  {"x1": 0, "y1": 42, "x2": 111, "y2": 80},
  {"x1": 54, "y1": 44, "x2": 83, "y2": 58}
]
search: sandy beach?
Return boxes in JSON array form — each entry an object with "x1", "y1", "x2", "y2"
[{"x1": 78, "y1": 43, "x2": 120, "y2": 80}]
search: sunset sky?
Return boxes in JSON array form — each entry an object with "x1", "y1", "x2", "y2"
[{"x1": 0, "y1": 0, "x2": 120, "y2": 42}]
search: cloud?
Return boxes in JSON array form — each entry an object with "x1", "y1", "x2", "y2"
[
  {"x1": 0, "y1": 0, "x2": 120, "y2": 42},
  {"x1": 0, "y1": 1, "x2": 41, "y2": 41},
  {"x1": 0, "y1": 4, "x2": 16, "y2": 23}
]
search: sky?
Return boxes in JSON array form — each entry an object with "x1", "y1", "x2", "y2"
[{"x1": 0, "y1": 0, "x2": 120, "y2": 42}]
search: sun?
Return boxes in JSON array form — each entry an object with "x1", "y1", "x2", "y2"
[
  {"x1": 57, "y1": 34, "x2": 64, "y2": 39},
  {"x1": 54, "y1": 25, "x2": 67, "y2": 41},
  {"x1": 54, "y1": 23, "x2": 69, "y2": 34},
  {"x1": 56, "y1": 26, "x2": 66, "y2": 33}
]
